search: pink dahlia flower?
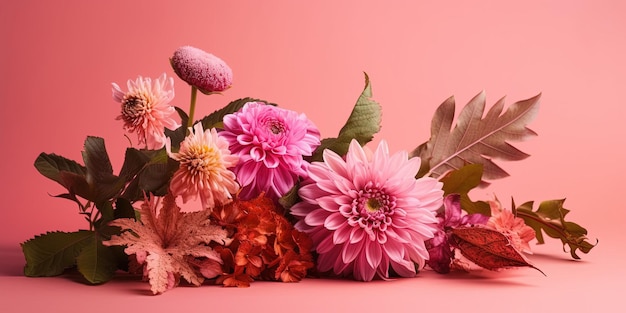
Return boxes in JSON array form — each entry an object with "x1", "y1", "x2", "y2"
[
  {"x1": 290, "y1": 140, "x2": 444, "y2": 281},
  {"x1": 166, "y1": 123, "x2": 240, "y2": 210},
  {"x1": 170, "y1": 46, "x2": 233, "y2": 93},
  {"x1": 112, "y1": 73, "x2": 180, "y2": 150},
  {"x1": 220, "y1": 102, "x2": 321, "y2": 201},
  {"x1": 486, "y1": 198, "x2": 536, "y2": 254}
]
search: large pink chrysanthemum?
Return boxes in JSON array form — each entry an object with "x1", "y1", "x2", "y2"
[
  {"x1": 166, "y1": 123, "x2": 240, "y2": 210},
  {"x1": 112, "y1": 73, "x2": 180, "y2": 150},
  {"x1": 291, "y1": 140, "x2": 444, "y2": 281},
  {"x1": 220, "y1": 102, "x2": 321, "y2": 201}
]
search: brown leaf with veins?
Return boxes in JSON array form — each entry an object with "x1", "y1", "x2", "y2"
[{"x1": 450, "y1": 226, "x2": 544, "y2": 275}]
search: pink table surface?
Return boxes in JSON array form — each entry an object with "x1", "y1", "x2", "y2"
[{"x1": 1, "y1": 1, "x2": 624, "y2": 312}]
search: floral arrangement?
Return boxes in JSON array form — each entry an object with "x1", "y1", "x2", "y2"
[{"x1": 22, "y1": 46, "x2": 596, "y2": 294}]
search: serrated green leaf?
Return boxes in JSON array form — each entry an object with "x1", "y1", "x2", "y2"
[
  {"x1": 76, "y1": 236, "x2": 117, "y2": 284},
  {"x1": 309, "y1": 72, "x2": 382, "y2": 161},
  {"x1": 411, "y1": 92, "x2": 540, "y2": 185},
  {"x1": 22, "y1": 231, "x2": 94, "y2": 277},
  {"x1": 516, "y1": 199, "x2": 597, "y2": 259},
  {"x1": 439, "y1": 164, "x2": 490, "y2": 216}
]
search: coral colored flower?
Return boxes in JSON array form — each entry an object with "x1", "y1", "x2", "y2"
[
  {"x1": 291, "y1": 140, "x2": 444, "y2": 281},
  {"x1": 486, "y1": 198, "x2": 536, "y2": 254},
  {"x1": 112, "y1": 73, "x2": 180, "y2": 149},
  {"x1": 221, "y1": 102, "x2": 321, "y2": 201},
  {"x1": 170, "y1": 46, "x2": 233, "y2": 93},
  {"x1": 166, "y1": 123, "x2": 239, "y2": 210}
]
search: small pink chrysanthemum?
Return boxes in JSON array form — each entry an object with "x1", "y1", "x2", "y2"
[
  {"x1": 290, "y1": 140, "x2": 444, "y2": 281},
  {"x1": 486, "y1": 198, "x2": 536, "y2": 254},
  {"x1": 170, "y1": 46, "x2": 233, "y2": 93},
  {"x1": 112, "y1": 73, "x2": 180, "y2": 150},
  {"x1": 220, "y1": 102, "x2": 321, "y2": 201},
  {"x1": 166, "y1": 123, "x2": 239, "y2": 210}
]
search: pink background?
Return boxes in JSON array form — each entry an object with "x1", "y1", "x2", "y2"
[{"x1": 1, "y1": 0, "x2": 624, "y2": 311}]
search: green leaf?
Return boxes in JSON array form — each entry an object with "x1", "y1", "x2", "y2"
[
  {"x1": 199, "y1": 97, "x2": 276, "y2": 131},
  {"x1": 118, "y1": 148, "x2": 151, "y2": 181},
  {"x1": 309, "y1": 72, "x2": 382, "y2": 161},
  {"x1": 82, "y1": 136, "x2": 115, "y2": 184},
  {"x1": 164, "y1": 107, "x2": 189, "y2": 150},
  {"x1": 34, "y1": 153, "x2": 92, "y2": 199},
  {"x1": 439, "y1": 164, "x2": 490, "y2": 216},
  {"x1": 34, "y1": 153, "x2": 87, "y2": 182},
  {"x1": 121, "y1": 150, "x2": 175, "y2": 201},
  {"x1": 516, "y1": 199, "x2": 597, "y2": 259},
  {"x1": 76, "y1": 236, "x2": 117, "y2": 284},
  {"x1": 278, "y1": 182, "x2": 301, "y2": 210},
  {"x1": 22, "y1": 230, "x2": 94, "y2": 277},
  {"x1": 114, "y1": 197, "x2": 136, "y2": 220},
  {"x1": 411, "y1": 92, "x2": 540, "y2": 185},
  {"x1": 82, "y1": 136, "x2": 124, "y2": 203}
]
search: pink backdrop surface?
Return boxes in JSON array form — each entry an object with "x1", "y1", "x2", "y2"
[{"x1": 1, "y1": 0, "x2": 624, "y2": 311}]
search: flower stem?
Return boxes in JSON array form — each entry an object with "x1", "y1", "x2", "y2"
[{"x1": 187, "y1": 86, "x2": 198, "y2": 132}]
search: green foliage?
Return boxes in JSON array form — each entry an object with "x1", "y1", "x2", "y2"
[
  {"x1": 76, "y1": 235, "x2": 118, "y2": 284},
  {"x1": 309, "y1": 72, "x2": 382, "y2": 161},
  {"x1": 439, "y1": 164, "x2": 490, "y2": 216},
  {"x1": 199, "y1": 97, "x2": 276, "y2": 131},
  {"x1": 22, "y1": 231, "x2": 94, "y2": 277},
  {"x1": 516, "y1": 199, "x2": 597, "y2": 259}
]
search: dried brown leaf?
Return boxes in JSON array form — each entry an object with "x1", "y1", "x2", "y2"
[{"x1": 412, "y1": 92, "x2": 540, "y2": 184}]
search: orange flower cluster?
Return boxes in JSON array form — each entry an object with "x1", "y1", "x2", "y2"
[{"x1": 211, "y1": 194, "x2": 314, "y2": 287}]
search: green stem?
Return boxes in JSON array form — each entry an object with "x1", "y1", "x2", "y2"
[{"x1": 187, "y1": 86, "x2": 198, "y2": 133}]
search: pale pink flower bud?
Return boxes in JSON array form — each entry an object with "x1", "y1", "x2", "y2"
[{"x1": 170, "y1": 46, "x2": 233, "y2": 93}]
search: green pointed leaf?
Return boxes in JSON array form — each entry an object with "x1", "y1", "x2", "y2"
[
  {"x1": 516, "y1": 199, "x2": 597, "y2": 259},
  {"x1": 411, "y1": 92, "x2": 540, "y2": 185},
  {"x1": 82, "y1": 136, "x2": 115, "y2": 183},
  {"x1": 114, "y1": 197, "x2": 136, "y2": 220},
  {"x1": 34, "y1": 153, "x2": 87, "y2": 183},
  {"x1": 278, "y1": 182, "x2": 301, "y2": 210},
  {"x1": 34, "y1": 153, "x2": 93, "y2": 199},
  {"x1": 76, "y1": 236, "x2": 117, "y2": 284},
  {"x1": 121, "y1": 150, "x2": 174, "y2": 201},
  {"x1": 164, "y1": 107, "x2": 189, "y2": 150},
  {"x1": 118, "y1": 148, "x2": 151, "y2": 181},
  {"x1": 439, "y1": 164, "x2": 490, "y2": 216},
  {"x1": 309, "y1": 72, "x2": 382, "y2": 161},
  {"x1": 199, "y1": 97, "x2": 276, "y2": 131},
  {"x1": 22, "y1": 231, "x2": 94, "y2": 277},
  {"x1": 82, "y1": 136, "x2": 123, "y2": 202}
]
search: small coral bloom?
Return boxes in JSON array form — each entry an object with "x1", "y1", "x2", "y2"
[
  {"x1": 221, "y1": 102, "x2": 321, "y2": 201},
  {"x1": 166, "y1": 123, "x2": 239, "y2": 210},
  {"x1": 170, "y1": 46, "x2": 233, "y2": 93},
  {"x1": 112, "y1": 73, "x2": 180, "y2": 149},
  {"x1": 291, "y1": 140, "x2": 444, "y2": 281},
  {"x1": 486, "y1": 198, "x2": 536, "y2": 254}
]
